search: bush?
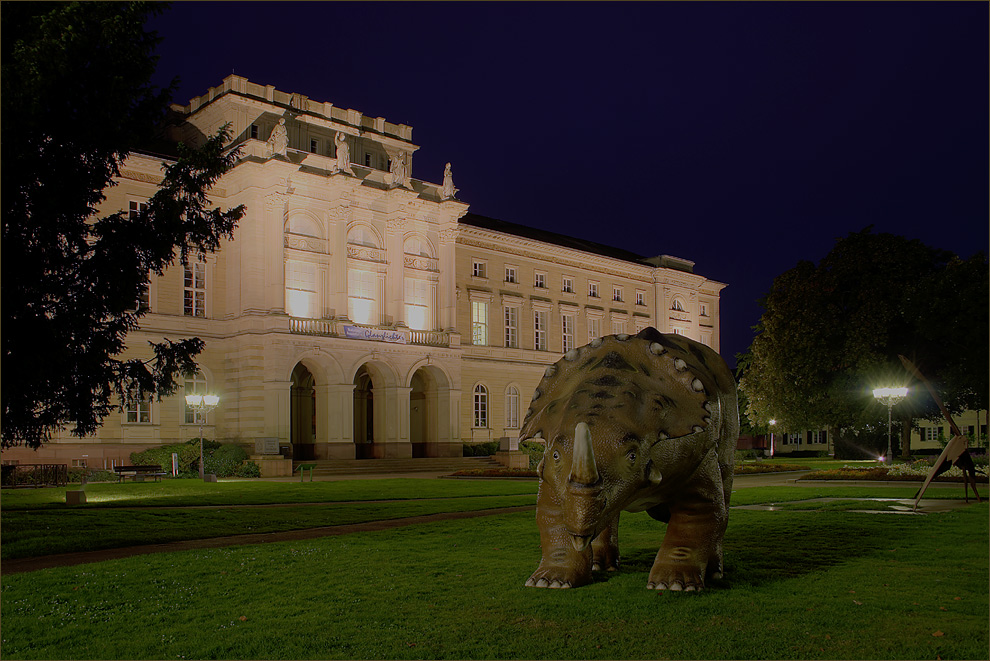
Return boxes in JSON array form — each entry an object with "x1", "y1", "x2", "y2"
[
  {"x1": 519, "y1": 440, "x2": 546, "y2": 470},
  {"x1": 204, "y1": 443, "x2": 249, "y2": 477},
  {"x1": 67, "y1": 468, "x2": 119, "y2": 484},
  {"x1": 130, "y1": 443, "x2": 199, "y2": 473},
  {"x1": 234, "y1": 461, "x2": 261, "y2": 478},
  {"x1": 462, "y1": 441, "x2": 500, "y2": 457}
]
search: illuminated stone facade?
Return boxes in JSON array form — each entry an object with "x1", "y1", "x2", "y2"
[{"x1": 4, "y1": 76, "x2": 725, "y2": 467}]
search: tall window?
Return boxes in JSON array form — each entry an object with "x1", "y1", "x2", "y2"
[
  {"x1": 613, "y1": 286, "x2": 623, "y2": 302},
  {"x1": 534, "y1": 310, "x2": 547, "y2": 351},
  {"x1": 472, "y1": 260, "x2": 487, "y2": 278},
  {"x1": 612, "y1": 319, "x2": 626, "y2": 335},
  {"x1": 474, "y1": 384, "x2": 489, "y2": 428},
  {"x1": 589, "y1": 282, "x2": 599, "y2": 298},
  {"x1": 636, "y1": 291, "x2": 646, "y2": 306},
  {"x1": 184, "y1": 374, "x2": 207, "y2": 424},
  {"x1": 562, "y1": 314, "x2": 575, "y2": 352},
  {"x1": 699, "y1": 302, "x2": 709, "y2": 317},
  {"x1": 133, "y1": 279, "x2": 151, "y2": 313},
  {"x1": 534, "y1": 272, "x2": 546, "y2": 289},
  {"x1": 347, "y1": 269, "x2": 380, "y2": 325},
  {"x1": 588, "y1": 317, "x2": 600, "y2": 343},
  {"x1": 183, "y1": 260, "x2": 206, "y2": 317},
  {"x1": 404, "y1": 277, "x2": 431, "y2": 330},
  {"x1": 562, "y1": 277, "x2": 574, "y2": 294},
  {"x1": 285, "y1": 259, "x2": 318, "y2": 318},
  {"x1": 505, "y1": 266, "x2": 517, "y2": 284},
  {"x1": 125, "y1": 389, "x2": 151, "y2": 424},
  {"x1": 506, "y1": 386, "x2": 520, "y2": 429},
  {"x1": 504, "y1": 306, "x2": 518, "y2": 348},
  {"x1": 472, "y1": 301, "x2": 488, "y2": 345}
]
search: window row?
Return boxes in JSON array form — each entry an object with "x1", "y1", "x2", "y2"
[
  {"x1": 124, "y1": 374, "x2": 213, "y2": 425},
  {"x1": 471, "y1": 301, "x2": 647, "y2": 350},
  {"x1": 472, "y1": 260, "x2": 649, "y2": 305},
  {"x1": 472, "y1": 384, "x2": 522, "y2": 429}
]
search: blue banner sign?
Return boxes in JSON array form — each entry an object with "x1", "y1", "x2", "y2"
[{"x1": 342, "y1": 325, "x2": 408, "y2": 344}]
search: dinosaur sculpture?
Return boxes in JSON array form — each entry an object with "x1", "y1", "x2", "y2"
[{"x1": 522, "y1": 327, "x2": 738, "y2": 590}]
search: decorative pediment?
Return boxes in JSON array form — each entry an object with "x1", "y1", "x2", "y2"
[
  {"x1": 404, "y1": 255, "x2": 439, "y2": 272},
  {"x1": 285, "y1": 233, "x2": 327, "y2": 254},
  {"x1": 347, "y1": 245, "x2": 385, "y2": 263}
]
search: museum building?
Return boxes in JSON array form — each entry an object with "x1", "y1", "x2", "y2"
[{"x1": 2, "y1": 75, "x2": 726, "y2": 469}]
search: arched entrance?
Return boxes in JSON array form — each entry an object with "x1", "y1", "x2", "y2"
[
  {"x1": 353, "y1": 365, "x2": 375, "y2": 459},
  {"x1": 409, "y1": 365, "x2": 452, "y2": 458},
  {"x1": 290, "y1": 363, "x2": 316, "y2": 460}
]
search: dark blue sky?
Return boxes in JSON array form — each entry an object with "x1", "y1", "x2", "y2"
[{"x1": 148, "y1": 2, "x2": 988, "y2": 367}]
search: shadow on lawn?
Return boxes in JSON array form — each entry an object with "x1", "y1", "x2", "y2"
[{"x1": 614, "y1": 511, "x2": 894, "y2": 590}]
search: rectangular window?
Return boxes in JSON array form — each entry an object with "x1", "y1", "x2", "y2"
[
  {"x1": 588, "y1": 317, "x2": 600, "y2": 343},
  {"x1": 183, "y1": 260, "x2": 206, "y2": 317},
  {"x1": 636, "y1": 291, "x2": 645, "y2": 306},
  {"x1": 506, "y1": 389, "x2": 519, "y2": 429},
  {"x1": 285, "y1": 259, "x2": 318, "y2": 319},
  {"x1": 612, "y1": 319, "x2": 626, "y2": 335},
  {"x1": 310, "y1": 139, "x2": 318, "y2": 154},
  {"x1": 562, "y1": 277, "x2": 574, "y2": 294},
  {"x1": 504, "y1": 306, "x2": 518, "y2": 348},
  {"x1": 251, "y1": 124, "x2": 259, "y2": 139},
  {"x1": 404, "y1": 277, "x2": 431, "y2": 331},
  {"x1": 613, "y1": 286, "x2": 623, "y2": 302},
  {"x1": 134, "y1": 281, "x2": 151, "y2": 313},
  {"x1": 128, "y1": 200, "x2": 148, "y2": 220},
  {"x1": 505, "y1": 266, "x2": 517, "y2": 284},
  {"x1": 534, "y1": 311, "x2": 547, "y2": 351},
  {"x1": 472, "y1": 260, "x2": 487, "y2": 278},
  {"x1": 125, "y1": 390, "x2": 151, "y2": 424},
  {"x1": 347, "y1": 269, "x2": 380, "y2": 325},
  {"x1": 700, "y1": 302, "x2": 709, "y2": 317},
  {"x1": 589, "y1": 282, "x2": 599, "y2": 298},
  {"x1": 924, "y1": 427, "x2": 943, "y2": 441},
  {"x1": 474, "y1": 388, "x2": 488, "y2": 428},
  {"x1": 562, "y1": 314, "x2": 575, "y2": 353},
  {"x1": 471, "y1": 301, "x2": 488, "y2": 345},
  {"x1": 364, "y1": 153, "x2": 372, "y2": 167},
  {"x1": 534, "y1": 272, "x2": 546, "y2": 289}
]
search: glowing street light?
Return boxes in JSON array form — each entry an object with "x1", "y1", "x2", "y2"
[
  {"x1": 768, "y1": 419, "x2": 777, "y2": 457},
  {"x1": 184, "y1": 394, "x2": 220, "y2": 480},
  {"x1": 872, "y1": 387, "x2": 908, "y2": 463}
]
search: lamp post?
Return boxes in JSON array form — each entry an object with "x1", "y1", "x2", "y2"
[
  {"x1": 184, "y1": 394, "x2": 220, "y2": 480},
  {"x1": 768, "y1": 419, "x2": 777, "y2": 457},
  {"x1": 872, "y1": 387, "x2": 908, "y2": 462}
]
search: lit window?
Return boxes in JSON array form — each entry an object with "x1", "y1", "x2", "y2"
[
  {"x1": 589, "y1": 282, "x2": 599, "y2": 298},
  {"x1": 562, "y1": 277, "x2": 574, "y2": 294},
  {"x1": 286, "y1": 260, "x2": 319, "y2": 319},
  {"x1": 183, "y1": 260, "x2": 206, "y2": 317},
  {"x1": 562, "y1": 314, "x2": 575, "y2": 353},
  {"x1": 404, "y1": 236, "x2": 433, "y2": 258},
  {"x1": 636, "y1": 291, "x2": 645, "y2": 306},
  {"x1": 184, "y1": 374, "x2": 207, "y2": 424},
  {"x1": 125, "y1": 389, "x2": 151, "y2": 424},
  {"x1": 534, "y1": 272, "x2": 546, "y2": 289},
  {"x1": 506, "y1": 386, "x2": 520, "y2": 429},
  {"x1": 347, "y1": 226, "x2": 380, "y2": 249},
  {"x1": 587, "y1": 317, "x2": 600, "y2": 343},
  {"x1": 613, "y1": 287, "x2": 623, "y2": 302},
  {"x1": 504, "y1": 306, "x2": 518, "y2": 348},
  {"x1": 534, "y1": 310, "x2": 547, "y2": 351},
  {"x1": 472, "y1": 260, "x2": 487, "y2": 279},
  {"x1": 474, "y1": 384, "x2": 489, "y2": 428},
  {"x1": 505, "y1": 266, "x2": 517, "y2": 284},
  {"x1": 472, "y1": 301, "x2": 488, "y2": 345},
  {"x1": 404, "y1": 277, "x2": 431, "y2": 331},
  {"x1": 348, "y1": 269, "x2": 380, "y2": 325}
]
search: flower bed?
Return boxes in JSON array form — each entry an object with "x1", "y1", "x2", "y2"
[
  {"x1": 450, "y1": 468, "x2": 538, "y2": 478},
  {"x1": 734, "y1": 463, "x2": 810, "y2": 474},
  {"x1": 801, "y1": 463, "x2": 988, "y2": 482}
]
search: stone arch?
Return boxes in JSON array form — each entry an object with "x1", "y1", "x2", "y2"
[
  {"x1": 350, "y1": 358, "x2": 401, "y2": 459},
  {"x1": 402, "y1": 233, "x2": 436, "y2": 258},
  {"x1": 284, "y1": 208, "x2": 325, "y2": 239},
  {"x1": 283, "y1": 348, "x2": 344, "y2": 386},
  {"x1": 346, "y1": 222, "x2": 383, "y2": 250},
  {"x1": 406, "y1": 363, "x2": 455, "y2": 458}
]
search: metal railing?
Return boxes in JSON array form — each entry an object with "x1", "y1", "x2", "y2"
[
  {"x1": 289, "y1": 317, "x2": 449, "y2": 347},
  {"x1": 1, "y1": 463, "x2": 68, "y2": 488}
]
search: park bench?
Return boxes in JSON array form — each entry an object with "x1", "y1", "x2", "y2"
[
  {"x1": 113, "y1": 465, "x2": 168, "y2": 483},
  {"x1": 295, "y1": 463, "x2": 317, "y2": 482}
]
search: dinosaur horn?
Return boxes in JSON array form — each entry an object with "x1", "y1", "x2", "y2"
[{"x1": 568, "y1": 422, "x2": 600, "y2": 486}]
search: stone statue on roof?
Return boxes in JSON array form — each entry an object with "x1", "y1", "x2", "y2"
[
  {"x1": 390, "y1": 151, "x2": 408, "y2": 188},
  {"x1": 267, "y1": 118, "x2": 288, "y2": 158},
  {"x1": 332, "y1": 132, "x2": 353, "y2": 175},
  {"x1": 440, "y1": 162, "x2": 457, "y2": 200}
]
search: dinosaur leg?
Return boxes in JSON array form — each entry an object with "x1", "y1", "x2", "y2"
[
  {"x1": 525, "y1": 492, "x2": 593, "y2": 589},
  {"x1": 592, "y1": 512, "x2": 620, "y2": 572},
  {"x1": 647, "y1": 450, "x2": 727, "y2": 591}
]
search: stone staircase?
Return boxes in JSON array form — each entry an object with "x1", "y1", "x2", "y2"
[{"x1": 293, "y1": 455, "x2": 501, "y2": 476}]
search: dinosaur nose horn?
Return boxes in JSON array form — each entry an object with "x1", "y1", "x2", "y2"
[{"x1": 568, "y1": 422, "x2": 600, "y2": 486}]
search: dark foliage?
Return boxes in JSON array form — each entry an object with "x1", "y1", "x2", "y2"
[{"x1": 1, "y1": 3, "x2": 244, "y2": 449}]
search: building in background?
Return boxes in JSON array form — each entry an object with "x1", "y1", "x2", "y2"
[{"x1": 2, "y1": 75, "x2": 724, "y2": 467}]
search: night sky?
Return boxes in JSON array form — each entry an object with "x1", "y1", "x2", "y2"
[{"x1": 147, "y1": 2, "x2": 988, "y2": 367}]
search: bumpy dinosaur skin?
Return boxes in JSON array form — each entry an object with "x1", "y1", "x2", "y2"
[{"x1": 522, "y1": 327, "x2": 738, "y2": 591}]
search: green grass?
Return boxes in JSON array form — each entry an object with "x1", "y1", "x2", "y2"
[{"x1": 1, "y1": 498, "x2": 986, "y2": 659}]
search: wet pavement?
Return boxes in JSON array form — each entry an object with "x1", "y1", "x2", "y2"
[{"x1": 732, "y1": 497, "x2": 978, "y2": 515}]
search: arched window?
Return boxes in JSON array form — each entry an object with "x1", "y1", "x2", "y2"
[
  {"x1": 286, "y1": 214, "x2": 323, "y2": 238},
  {"x1": 671, "y1": 298, "x2": 686, "y2": 312},
  {"x1": 473, "y1": 384, "x2": 489, "y2": 428},
  {"x1": 505, "y1": 386, "x2": 520, "y2": 429},
  {"x1": 184, "y1": 373, "x2": 208, "y2": 424},
  {"x1": 347, "y1": 225, "x2": 380, "y2": 249},
  {"x1": 403, "y1": 236, "x2": 434, "y2": 258}
]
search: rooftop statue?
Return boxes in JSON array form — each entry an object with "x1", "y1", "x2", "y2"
[
  {"x1": 390, "y1": 151, "x2": 408, "y2": 187},
  {"x1": 332, "y1": 132, "x2": 354, "y2": 175},
  {"x1": 522, "y1": 327, "x2": 738, "y2": 591},
  {"x1": 267, "y1": 118, "x2": 288, "y2": 158},
  {"x1": 440, "y1": 162, "x2": 457, "y2": 200}
]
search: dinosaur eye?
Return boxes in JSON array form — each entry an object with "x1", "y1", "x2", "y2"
[
  {"x1": 627, "y1": 451, "x2": 637, "y2": 462},
  {"x1": 552, "y1": 450, "x2": 560, "y2": 461}
]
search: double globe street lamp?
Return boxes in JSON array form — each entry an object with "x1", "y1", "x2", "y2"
[
  {"x1": 872, "y1": 387, "x2": 908, "y2": 462},
  {"x1": 184, "y1": 394, "x2": 220, "y2": 480}
]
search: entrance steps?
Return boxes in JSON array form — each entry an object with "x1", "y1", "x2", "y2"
[{"x1": 293, "y1": 456, "x2": 501, "y2": 476}]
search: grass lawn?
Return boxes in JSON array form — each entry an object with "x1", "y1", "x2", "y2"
[{"x1": 0, "y1": 481, "x2": 987, "y2": 660}]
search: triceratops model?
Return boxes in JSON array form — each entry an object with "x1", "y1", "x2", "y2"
[{"x1": 522, "y1": 327, "x2": 738, "y2": 591}]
